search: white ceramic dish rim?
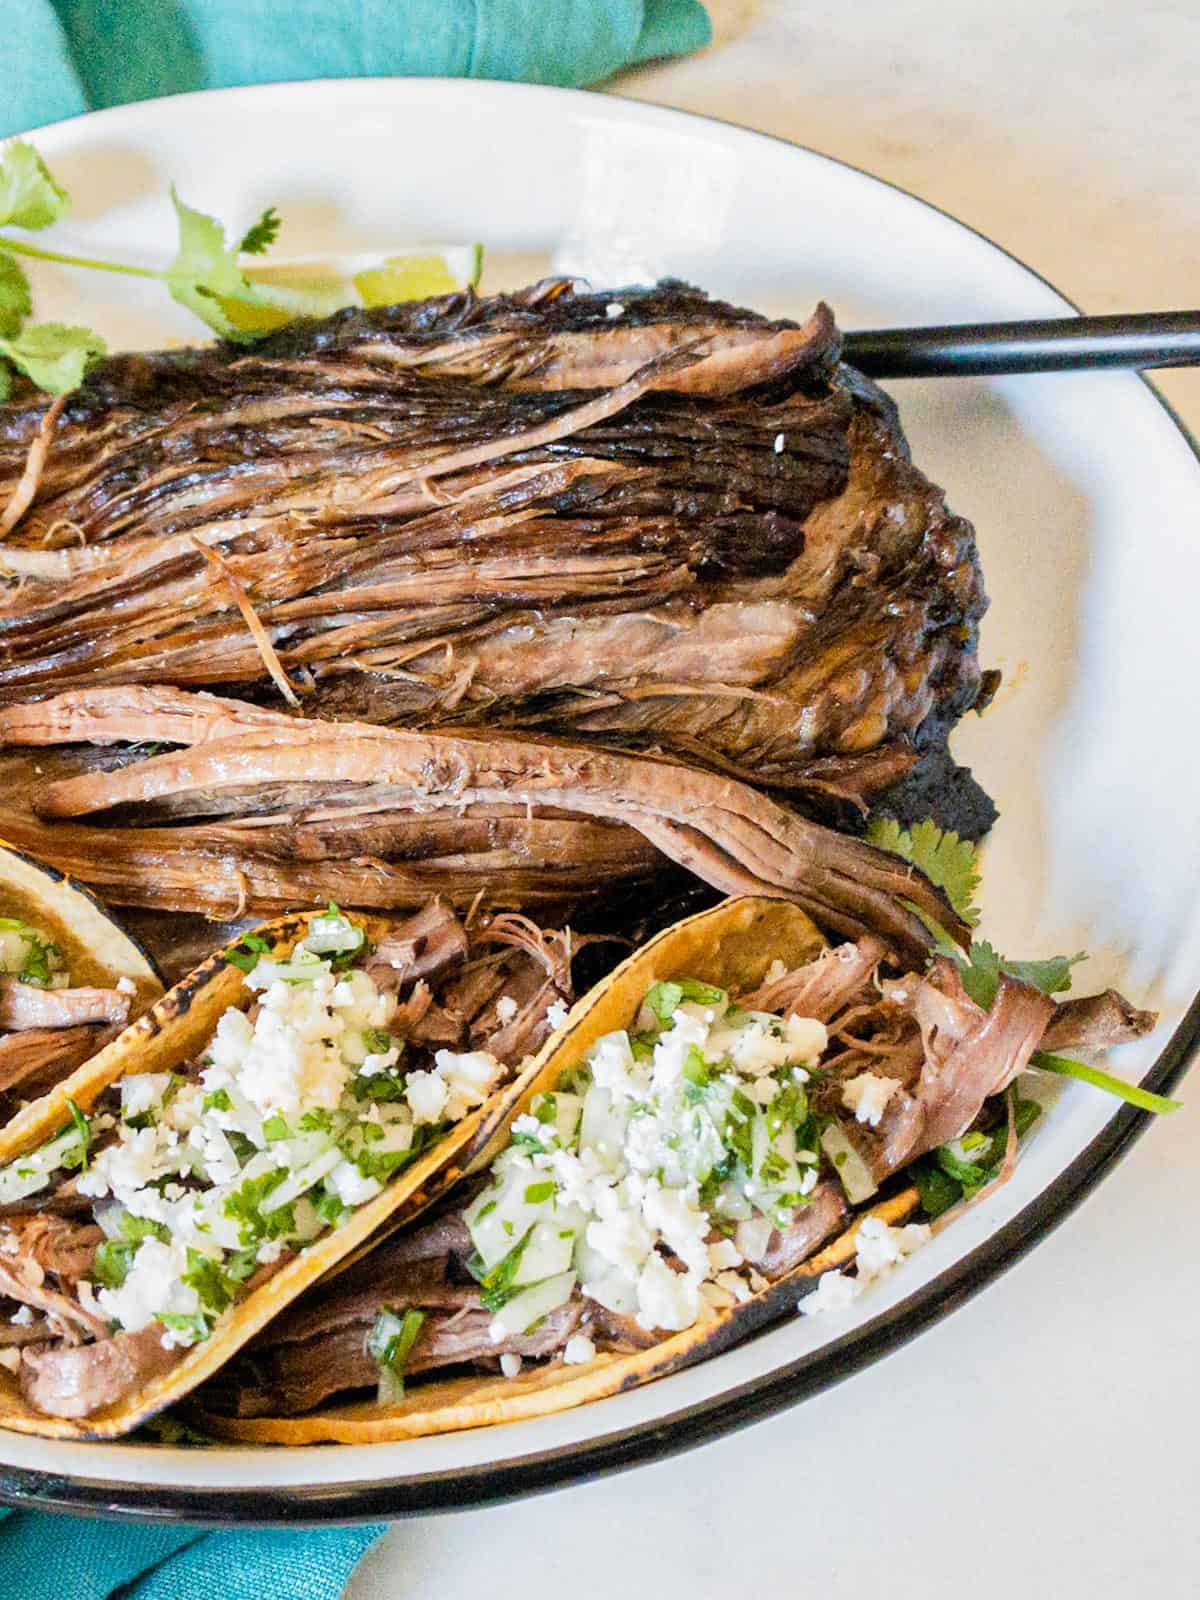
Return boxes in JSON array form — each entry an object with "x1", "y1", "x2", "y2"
[{"x1": 0, "y1": 76, "x2": 1195, "y2": 1523}]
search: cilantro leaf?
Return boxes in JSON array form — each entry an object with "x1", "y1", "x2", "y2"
[
  {"x1": 867, "y1": 816, "x2": 981, "y2": 925},
  {"x1": 166, "y1": 189, "x2": 268, "y2": 341},
  {"x1": 0, "y1": 141, "x2": 69, "y2": 231},
  {"x1": 157, "y1": 1310, "x2": 211, "y2": 1343},
  {"x1": 1003, "y1": 952, "x2": 1086, "y2": 997},
  {"x1": 238, "y1": 206, "x2": 280, "y2": 256},
  {"x1": 0, "y1": 322, "x2": 106, "y2": 394},
  {"x1": 959, "y1": 939, "x2": 1086, "y2": 1010},
  {"x1": 958, "y1": 937, "x2": 1002, "y2": 1009},
  {"x1": 0, "y1": 252, "x2": 31, "y2": 338}
]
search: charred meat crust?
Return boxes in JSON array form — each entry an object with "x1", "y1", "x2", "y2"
[{"x1": 0, "y1": 281, "x2": 991, "y2": 840}]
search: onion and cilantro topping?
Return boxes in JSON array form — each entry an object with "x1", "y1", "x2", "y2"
[
  {"x1": 368, "y1": 1306, "x2": 427, "y2": 1404},
  {"x1": 0, "y1": 910, "x2": 506, "y2": 1348},
  {"x1": 463, "y1": 977, "x2": 833, "y2": 1341},
  {"x1": 0, "y1": 915, "x2": 68, "y2": 989}
]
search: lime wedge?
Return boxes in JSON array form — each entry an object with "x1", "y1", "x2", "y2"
[
  {"x1": 352, "y1": 245, "x2": 483, "y2": 307},
  {"x1": 236, "y1": 244, "x2": 483, "y2": 326}
]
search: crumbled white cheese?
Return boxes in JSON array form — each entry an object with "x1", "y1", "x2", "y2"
[
  {"x1": 236, "y1": 973, "x2": 350, "y2": 1117},
  {"x1": 116, "y1": 975, "x2": 137, "y2": 997},
  {"x1": 799, "y1": 1269, "x2": 862, "y2": 1316},
  {"x1": 10, "y1": 1303, "x2": 34, "y2": 1327},
  {"x1": 605, "y1": 301, "x2": 625, "y2": 319},
  {"x1": 763, "y1": 958, "x2": 788, "y2": 984},
  {"x1": 587, "y1": 1183, "x2": 654, "y2": 1278},
  {"x1": 499, "y1": 1352, "x2": 523, "y2": 1378},
  {"x1": 840, "y1": 1072, "x2": 902, "y2": 1128},
  {"x1": 636, "y1": 1251, "x2": 700, "y2": 1332},
  {"x1": 120, "y1": 1073, "x2": 172, "y2": 1122},
  {"x1": 545, "y1": 999, "x2": 570, "y2": 1031},
  {"x1": 708, "y1": 1238, "x2": 743, "y2": 1272},
  {"x1": 641, "y1": 1180, "x2": 709, "y2": 1277},
  {"x1": 726, "y1": 1014, "x2": 825, "y2": 1076},
  {"x1": 488, "y1": 1318, "x2": 508, "y2": 1345},
  {"x1": 95, "y1": 1237, "x2": 200, "y2": 1339},
  {"x1": 713, "y1": 1269, "x2": 753, "y2": 1304},
  {"x1": 563, "y1": 1333, "x2": 596, "y2": 1365},
  {"x1": 650, "y1": 1007, "x2": 710, "y2": 1090},
  {"x1": 589, "y1": 1031, "x2": 645, "y2": 1103},
  {"x1": 78, "y1": 1124, "x2": 177, "y2": 1201},
  {"x1": 433, "y1": 1049, "x2": 503, "y2": 1119},
  {"x1": 405, "y1": 1069, "x2": 449, "y2": 1125},
  {"x1": 773, "y1": 432, "x2": 785, "y2": 453},
  {"x1": 854, "y1": 1214, "x2": 931, "y2": 1282},
  {"x1": 496, "y1": 995, "x2": 519, "y2": 1025}
]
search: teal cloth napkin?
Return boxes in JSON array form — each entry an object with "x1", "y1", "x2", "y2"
[
  {"x1": 0, "y1": 0, "x2": 711, "y2": 1588},
  {"x1": 0, "y1": 1506, "x2": 385, "y2": 1597},
  {"x1": 4, "y1": 0, "x2": 712, "y2": 137}
]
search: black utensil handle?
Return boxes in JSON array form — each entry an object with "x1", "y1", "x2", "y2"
[{"x1": 842, "y1": 311, "x2": 1200, "y2": 378}]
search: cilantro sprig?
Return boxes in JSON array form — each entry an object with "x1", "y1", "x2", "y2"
[
  {"x1": 867, "y1": 815, "x2": 1087, "y2": 1007},
  {"x1": 868, "y1": 816, "x2": 1172, "y2": 1117},
  {"x1": 0, "y1": 139, "x2": 317, "y2": 397}
]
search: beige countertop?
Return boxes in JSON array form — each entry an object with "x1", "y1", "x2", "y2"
[{"x1": 610, "y1": 0, "x2": 1200, "y2": 425}]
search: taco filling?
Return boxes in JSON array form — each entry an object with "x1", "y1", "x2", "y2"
[
  {"x1": 0, "y1": 901, "x2": 576, "y2": 1419},
  {"x1": 208, "y1": 932, "x2": 1112, "y2": 1422},
  {"x1": 0, "y1": 913, "x2": 134, "y2": 1124}
]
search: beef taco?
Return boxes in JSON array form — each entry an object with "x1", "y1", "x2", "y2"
[
  {"x1": 0, "y1": 842, "x2": 162, "y2": 1125},
  {"x1": 190, "y1": 897, "x2": 962, "y2": 1441},
  {"x1": 199, "y1": 890, "x2": 1152, "y2": 1445},
  {"x1": 0, "y1": 900, "x2": 579, "y2": 1437}
]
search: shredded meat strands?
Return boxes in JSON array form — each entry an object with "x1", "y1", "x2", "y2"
[
  {"x1": 0, "y1": 395, "x2": 65, "y2": 541},
  {"x1": 191, "y1": 537, "x2": 302, "y2": 708}
]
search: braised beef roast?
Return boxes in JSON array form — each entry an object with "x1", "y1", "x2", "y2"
[{"x1": 0, "y1": 282, "x2": 996, "y2": 940}]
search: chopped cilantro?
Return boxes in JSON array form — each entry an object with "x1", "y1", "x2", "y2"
[
  {"x1": 92, "y1": 1240, "x2": 134, "y2": 1289},
  {"x1": 643, "y1": 978, "x2": 727, "y2": 1026},
  {"x1": 368, "y1": 1305, "x2": 426, "y2": 1402},
  {"x1": 314, "y1": 1186, "x2": 349, "y2": 1227},
  {"x1": 182, "y1": 1248, "x2": 239, "y2": 1316},
  {"x1": 223, "y1": 1169, "x2": 287, "y2": 1245},
  {"x1": 468, "y1": 1232, "x2": 532, "y2": 1313},
  {"x1": 350, "y1": 1069, "x2": 407, "y2": 1103},
  {"x1": 157, "y1": 1310, "x2": 211, "y2": 1343},
  {"x1": 202, "y1": 1088, "x2": 232, "y2": 1113},
  {"x1": 363, "y1": 1027, "x2": 394, "y2": 1055},
  {"x1": 523, "y1": 1180, "x2": 556, "y2": 1205},
  {"x1": 910, "y1": 1095, "x2": 1044, "y2": 1217},
  {"x1": 64, "y1": 1097, "x2": 90, "y2": 1170},
  {"x1": 261, "y1": 1112, "x2": 290, "y2": 1142}
]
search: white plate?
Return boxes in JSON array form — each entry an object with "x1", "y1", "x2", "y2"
[{"x1": 1, "y1": 78, "x2": 1196, "y2": 1522}]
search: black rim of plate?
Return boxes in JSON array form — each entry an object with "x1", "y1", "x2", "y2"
[{"x1": 0, "y1": 81, "x2": 1196, "y2": 1526}]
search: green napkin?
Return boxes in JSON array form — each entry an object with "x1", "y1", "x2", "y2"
[
  {"x1": 0, "y1": 1507, "x2": 385, "y2": 1597},
  {"x1": 4, "y1": 0, "x2": 712, "y2": 137}
]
